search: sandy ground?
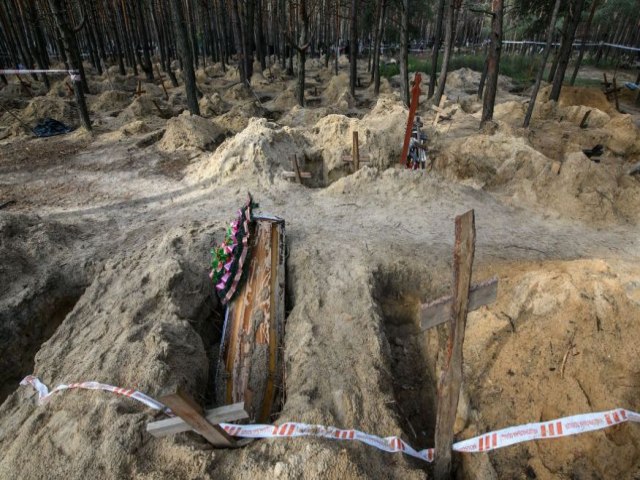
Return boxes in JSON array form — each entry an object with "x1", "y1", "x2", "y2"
[{"x1": 1, "y1": 57, "x2": 640, "y2": 479}]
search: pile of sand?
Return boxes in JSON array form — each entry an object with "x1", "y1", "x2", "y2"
[
  {"x1": 322, "y1": 73, "x2": 355, "y2": 110},
  {"x1": 264, "y1": 86, "x2": 299, "y2": 111},
  {"x1": 278, "y1": 105, "x2": 335, "y2": 127},
  {"x1": 212, "y1": 101, "x2": 265, "y2": 133},
  {"x1": 88, "y1": 90, "x2": 132, "y2": 114},
  {"x1": 118, "y1": 94, "x2": 172, "y2": 123},
  {"x1": 187, "y1": 117, "x2": 310, "y2": 182},
  {"x1": 204, "y1": 63, "x2": 225, "y2": 78},
  {"x1": 16, "y1": 96, "x2": 77, "y2": 130},
  {"x1": 458, "y1": 259, "x2": 640, "y2": 479},
  {"x1": 222, "y1": 83, "x2": 254, "y2": 103},
  {"x1": 198, "y1": 92, "x2": 230, "y2": 117},
  {"x1": 446, "y1": 67, "x2": 513, "y2": 94},
  {"x1": 158, "y1": 111, "x2": 226, "y2": 152},
  {"x1": 438, "y1": 130, "x2": 640, "y2": 224}
]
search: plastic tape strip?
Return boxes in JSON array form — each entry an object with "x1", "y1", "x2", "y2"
[
  {"x1": 0, "y1": 69, "x2": 79, "y2": 74},
  {"x1": 19, "y1": 375, "x2": 640, "y2": 463}
]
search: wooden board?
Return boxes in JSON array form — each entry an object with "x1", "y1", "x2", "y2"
[
  {"x1": 159, "y1": 387, "x2": 236, "y2": 447},
  {"x1": 146, "y1": 402, "x2": 248, "y2": 438},
  {"x1": 215, "y1": 217, "x2": 286, "y2": 423},
  {"x1": 420, "y1": 277, "x2": 498, "y2": 331}
]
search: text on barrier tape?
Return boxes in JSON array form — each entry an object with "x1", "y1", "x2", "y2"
[{"x1": 19, "y1": 375, "x2": 640, "y2": 463}]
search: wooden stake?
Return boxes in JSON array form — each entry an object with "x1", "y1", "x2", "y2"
[
  {"x1": 612, "y1": 77, "x2": 620, "y2": 112},
  {"x1": 579, "y1": 110, "x2": 591, "y2": 129},
  {"x1": 352, "y1": 131, "x2": 360, "y2": 171},
  {"x1": 400, "y1": 73, "x2": 422, "y2": 167},
  {"x1": 159, "y1": 387, "x2": 236, "y2": 447},
  {"x1": 147, "y1": 402, "x2": 248, "y2": 437},
  {"x1": 433, "y1": 94, "x2": 447, "y2": 126},
  {"x1": 155, "y1": 63, "x2": 169, "y2": 100},
  {"x1": 434, "y1": 210, "x2": 476, "y2": 480},
  {"x1": 292, "y1": 154, "x2": 303, "y2": 184}
]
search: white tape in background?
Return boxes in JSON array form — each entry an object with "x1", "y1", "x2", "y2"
[
  {"x1": 0, "y1": 69, "x2": 79, "y2": 75},
  {"x1": 19, "y1": 375, "x2": 640, "y2": 463}
]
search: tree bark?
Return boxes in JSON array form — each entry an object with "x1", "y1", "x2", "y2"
[
  {"x1": 570, "y1": 0, "x2": 598, "y2": 86},
  {"x1": 550, "y1": 0, "x2": 585, "y2": 101},
  {"x1": 349, "y1": 0, "x2": 357, "y2": 96},
  {"x1": 47, "y1": 0, "x2": 91, "y2": 131},
  {"x1": 433, "y1": 0, "x2": 457, "y2": 106},
  {"x1": 429, "y1": 0, "x2": 446, "y2": 98},
  {"x1": 480, "y1": 0, "x2": 503, "y2": 125},
  {"x1": 523, "y1": 0, "x2": 561, "y2": 128},
  {"x1": 296, "y1": 0, "x2": 309, "y2": 106},
  {"x1": 399, "y1": 0, "x2": 410, "y2": 106},
  {"x1": 372, "y1": 0, "x2": 386, "y2": 96},
  {"x1": 169, "y1": 0, "x2": 200, "y2": 114}
]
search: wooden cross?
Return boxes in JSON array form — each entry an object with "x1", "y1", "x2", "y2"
[
  {"x1": 135, "y1": 80, "x2": 146, "y2": 97},
  {"x1": 400, "y1": 73, "x2": 422, "y2": 167},
  {"x1": 342, "y1": 131, "x2": 371, "y2": 172},
  {"x1": 155, "y1": 63, "x2": 169, "y2": 100},
  {"x1": 146, "y1": 386, "x2": 249, "y2": 448},
  {"x1": 419, "y1": 210, "x2": 498, "y2": 479},
  {"x1": 283, "y1": 154, "x2": 312, "y2": 184},
  {"x1": 431, "y1": 95, "x2": 449, "y2": 125}
]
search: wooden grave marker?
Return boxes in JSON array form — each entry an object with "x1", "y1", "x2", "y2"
[
  {"x1": 342, "y1": 131, "x2": 371, "y2": 172},
  {"x1": 400, "y1": 73, "x2": 423, "y2": 167},
  {"x1": 418, "y1": 210, "x2": 499, "y2": 479},
  {"x1": 146, "y1": 386, "x2": 249, "y2": 448},
  {"x1": 283, "y1": 154, "x2": 312, "y2": 184}
]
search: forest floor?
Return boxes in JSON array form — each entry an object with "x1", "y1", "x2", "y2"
[{"x1": 0, "y1": 57, "x2": 639, "y2": 479}]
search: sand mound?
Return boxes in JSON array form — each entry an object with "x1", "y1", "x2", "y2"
[
  {"x1": 88, "y1": 90, "x2": 131, "y2": 114},
  {"x1": 118, "y1": 94, "x2": 172, "y2": 123},
  {"x1": 322, "y1": 73, "x2": 355, "y2": 109},
  {"x1": 204, "y1": 63, "x2": 224, "y2": 77},
  {"x1": 367, "y1": 77, "x2": 393, "y2": 94},
  {"x1": 0, "y1": 82, "x2": 34, "y2": 99},
  {"x1": 446, "y1": 68, "x2": 513, "y2": 94},
  {"x1": 17, "y1": 96, "x2": 77, "y2": 129},
  {"x1": 265, "y1": 87, "x2": 299, "y2": 111},
  {"x1": 278, "y1": 105, "x2": 334, "y2": 127},
  {"x1": 223, "y1": 83, "x2": 254, "y2": 103},
  {"x1": 187, "y1": 117, "x2": 310, "y2": 182},
  {"x1": 198, "y1": 92, "x2": 230, "y2": 117},
  {"x1": 603, "y1": 114, "x2": 640, "y2": 155},
  {"x1": 212, "y1": 101, "x2": 265, "y2": 133},
  {"x1": 438, "y1": 132, "x2": 640, "y2": 224},
  {"x1": 559, "y1": 105, "x2": 611, "y2": 128},
  {"x1": 459, "y1": 259, "x2": 640, "y2": 479},
  {"x1": 158, "y1": 111, "x2": 226, "y2": 152}
]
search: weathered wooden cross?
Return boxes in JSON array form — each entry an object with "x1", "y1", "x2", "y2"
[
  {"x1": 342, "y1": 131, "x2": 371, "y2": 172},
  {"x1": 146, "y1": 386, "x2": 249, "y2": 448},
  {"x1": 400, "y1": 73, "x2": 423, "y2": 167},
  {"x1": 283, "y1": 154, "x2": 312, "y2": 184},
  {"x1": 430, "y1": 94, "x2": 450, "y2": 125},
  {"x1": 419, "y1": 210, "x2": 498, "y2": 479}
]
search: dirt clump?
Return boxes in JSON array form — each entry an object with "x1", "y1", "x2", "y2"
[
  {"x1": 212, "y1": 101, "x2": 265, "y2": 133},
  {"x1": 88, "y1": 90, "x2": 132, "y2": 114},
  {"x1": 118, "y1": 94, "x2": 173, "y2": 123},
  {"x1": 199, "y1": 93, "x2": 230, "y2": 117},
  {"x1": 158, "y1": 111, "x2": 226, "y2": 152}
]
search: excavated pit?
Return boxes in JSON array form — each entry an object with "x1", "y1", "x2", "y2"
[
  {"x1": 374, "y1": 266, "x2": 440, "y2": 459},
  {"x1": 0, "y1": 286, "x2": 85, "y2": 404}
]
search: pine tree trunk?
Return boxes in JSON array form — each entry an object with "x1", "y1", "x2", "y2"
[
  {"x1": 349, "y1": 0, "x2": 357, "y2": 96},
  {"x1": 47, "y1": 0, "x2": 91, "y2": 131},
  {"x1": 550, "y1": 0, "x2": 585, "y2": 101},
  {"x1": 481, "y1": 0, "x2": 503, "y2": 125},
  {"x1": 429, "y1": 0, "x2": 446, "y2": 98},
  {"x1": 523, "y1": 0, "x2": 561, "y2": 128},
  {"x1": 373, "y1": 0, "x2": 386, "y2": 96},
  {"x1": 399, "y1": 0, "x2": 410, "y2": 106},
  {"x1": 570, "y1": 0, "x2": 599, "y2": 85},
  {"x1": 169, "y1": 0, "x2": 200, "y2": 114},
  {"x1": 296, "y1": 0, "x2": 308, "y2": 106},
  {"x1": 433, "y1": 0, "x2": 456, "y2": 106}
]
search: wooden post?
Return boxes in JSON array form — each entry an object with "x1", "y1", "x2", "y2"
[
  {"x1": 352, "y1": 131, "x2": 360, "y2": 171},
  {"x1": 579, "y1": 110, "x2": 591, "y2": 129},
  {"x1": 400, "y1": 73, "x2": 422, "y2": 167},
  {"x1": 155, "y1": 63, "x2": 169, "y2": 100},
  {"x1": 434, "y1": 210, "x2": 476, "y2": 479},
  {"x1": 292, "y1": 154, "x2": 303, "y2": 184},
  {"x1": 612, "y1": 77, "x2": 620, "y2": 112},
  {"x1": 159, "y1": 387, "x2": 236, "y2": 447}
]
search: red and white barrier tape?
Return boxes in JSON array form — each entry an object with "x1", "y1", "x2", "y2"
[
  {"x1": 19, "y1": 375, "x2": 640, "y2": 463},
  {"x1": 0, "y1": 69, "x2": 81, "y2": 81}
]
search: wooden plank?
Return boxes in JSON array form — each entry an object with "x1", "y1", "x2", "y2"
[
  {"x1": 352, "y1": 131, "x2": 360, "y2": 171},
  {"x1": 434, "y1": 210, "x2": 476, "y2": 480},
  {"x1": 147, "y1": 402, "x2": 248, "y2": 438},
  {"x1": 579, "y1": 110, "x2": 592, "y2": 128},
  {"x1": 420, "y1": 277, "x2": 498, "y2": 331},
  {"x1": 283, "y1": 171, "x2": 312, "y2": 178},
  {"x1": 400, "y1": 73, "x2": 422, "y2": 166},
  {"x1": 292, "y1": 154, "x2": 303, "y2": 184},
  {"x1": 159, "y1": 387, "x2": 236, "y2": 447},
  {"x1": 342, "y1": 155, "x2": 370, "y2": 162}
]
